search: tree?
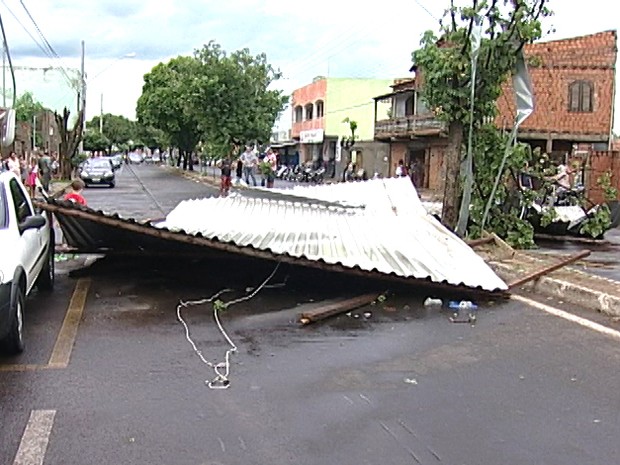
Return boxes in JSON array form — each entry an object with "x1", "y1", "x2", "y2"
[
  {"x1": 136, "y1": 42, "x2": 287, "y2": 169},
  {"x1": 135, "y1": 124, "x2": 167, "y2": 150},
  {"x1": 137, "y1": 56, "x2": 203, "y2": 170},
  {"x1": 86, "y1": 114, "x2": 136, "y2": 153},
  {"x1": 83, "y1": 130, "x2": 111, "y2": 152},
  {"x1": 14, "y1": 92, "x2": 46, "y2": 122},
  {"x1": 55, "y1": 108, "x2": 84, "y2": 179},
  {"x1": 192, "y1": 41, "x2": 288, "y2": 157},
  {"x1": 412, "y1": 0, "x2": 551, "y2": 232}
]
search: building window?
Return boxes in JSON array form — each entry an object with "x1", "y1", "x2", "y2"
[
  {"x1": 315, "y1": 100, "x2": 324, "y2": 118},
  {"x1": 294, "y1": 105, "x2": 303, "y2": 122},
  {"x1": 568, "y1": 81, "x2": 594, "y2": 112},
  {"x1": 405, "y1": 95, "x2": 414, "y2": 116},
  {"x1": 305, "y1": 103, "x2": 313, "y2": 120}
]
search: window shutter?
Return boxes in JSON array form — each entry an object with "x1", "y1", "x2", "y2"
[
  {"x1": 581, "y1": 82, "x2": 593, "y2": 112},
  {"x1": 569, "y1": 82, "x2": 580, "y2": 112}
]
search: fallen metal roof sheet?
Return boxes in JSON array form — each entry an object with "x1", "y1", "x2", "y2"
[
  {"x1": 154, "y1": 178, "x2": 507, "y2": 292},
  {"x1": 39, "y1": 177, "x2": 508, "y2": 294}
]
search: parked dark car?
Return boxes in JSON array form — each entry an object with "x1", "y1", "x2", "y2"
[{"x1": 79, "y1": 158, "x2": 116, "y2": 188}]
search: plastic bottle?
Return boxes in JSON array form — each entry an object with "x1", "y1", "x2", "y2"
[{"x1": 458, "y1": 301, "x2": 478, "y2": 310}]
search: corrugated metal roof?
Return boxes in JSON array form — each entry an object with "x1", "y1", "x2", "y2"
[{"x1": 154, "y1": 178, "x2": 507, "y2": 292}]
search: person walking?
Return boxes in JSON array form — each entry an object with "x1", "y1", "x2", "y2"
[
  {"x1": 240, "y1": 145, "x2": 258, "y2": 186},
  {"x1": 219, "y1": 157, "x2": 232, "y2": 197},
  {"x1": 263, "y1": 148, "x2": 278, "y2": 188},
  {"x1": 234, "y1": 158, "x2": 243, "y2": 186}
]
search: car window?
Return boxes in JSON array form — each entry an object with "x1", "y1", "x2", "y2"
[
  {"x1": 9, "y1": 178, "x2": 33, "y2": 223},
  {"x1": 86, "y1": 159, "x2": 113, "y2": 169},
  {"x1": 0, "y1": 185, "x2": 8, "y2": 228}
]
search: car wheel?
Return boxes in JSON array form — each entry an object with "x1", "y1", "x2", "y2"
[
  {"x1": 1, "y1": 285, "x2": 25, "y2": 354},
  {"x1": 109, "y1": 181, "x2": 115, "y2": 188},
  {"x1": 36, "y1": 238, "x2": 55, "y2": 291}
]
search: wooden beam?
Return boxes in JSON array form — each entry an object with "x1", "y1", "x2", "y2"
[{"x1": 299, "y1": 294, "x2": 378, "y2": 325}]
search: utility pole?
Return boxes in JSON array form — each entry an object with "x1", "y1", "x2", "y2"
[
  {"x1": 79, "y1": 40, "x2": 86, "y2": 153},
  {"x1": 32, "y1": 114, "x2": 36, "y2": 150},
  {"x1": 99, "y1": 93, "x2": 103, "y2": 133}
]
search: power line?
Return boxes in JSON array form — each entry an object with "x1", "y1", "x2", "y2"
[
  {"x1": 15, "y1": 0, "x2": 75, "y2": 88},
  {"x1": 0, "y1": 0, "x2": 54, "y2": 60},
  {"x1": 413, "y1": 0, "x2": 440, "y2": 23},
  {"x1": 19, "y1": 0, "x2": 61, "y2": 59}
]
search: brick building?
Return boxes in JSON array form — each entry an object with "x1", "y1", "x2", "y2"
[
  {"x1": 496, "y1": 30, "x2": 617, "y2": 158},
  {"x1": 374, "y1": 30, "x2": 617, "y2": 193}
]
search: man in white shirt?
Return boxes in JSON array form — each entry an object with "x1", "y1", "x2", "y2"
[{"x1": 240, "y1": 145, "x2": 258, "y2": 186}]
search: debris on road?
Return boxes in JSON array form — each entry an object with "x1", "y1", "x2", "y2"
[{"x1": 299, "y1": 294, "x2": 378, "y2": 325}]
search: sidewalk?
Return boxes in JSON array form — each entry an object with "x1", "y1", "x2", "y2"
[{"x1": 475, "y1": 237, "x2": 620, "y2": 317}]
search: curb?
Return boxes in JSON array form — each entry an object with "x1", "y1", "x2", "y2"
[{"x1": 493, "y1": 263, "x2": 620, "y2": 317}]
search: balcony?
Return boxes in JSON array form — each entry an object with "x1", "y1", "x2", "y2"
[{"x1": 375, "y1": 115, "x2": 447, "y2": 140}]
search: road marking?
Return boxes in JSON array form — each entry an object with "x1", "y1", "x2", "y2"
[
  {"x1": 13, "y1": 409, "x2": 56, "y2": 465},
  {"x1": 47, "y1": 278, "x2": 91, "y2": 368},
  {"x1": 513, "y1": 294, "x2": 620, "y2": 341},
  {"x1": 1, "y1": 278, "x2": 91, "y2": 372}
]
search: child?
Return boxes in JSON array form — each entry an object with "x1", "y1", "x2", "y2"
[
  {"x1": 26, "y1": 157, "x2": 39, "y2": 198},
  {"x1": 219, "y1": 157, "x2": 232, "y2": 197},
  {"x1": 64, "y1": 179, "x2": 87, "y2": 206}
]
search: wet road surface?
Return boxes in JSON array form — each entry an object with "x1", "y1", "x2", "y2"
[{"x1": 2, "y1": 163, "x2": 620, "y2": 464}]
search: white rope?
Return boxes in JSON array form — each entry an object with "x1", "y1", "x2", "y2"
[{"x1": 177, "y1": 262, "x2": 282, "y2": 389}]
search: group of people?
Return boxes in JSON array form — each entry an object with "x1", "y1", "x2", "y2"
[
  {"x1": 219, "y1": 145, "x2": 278, "y2": 196},
  {"x1": 1, "y1": 151, "x2": 58, "y2": 197},
  {"x1": 1, "y1": 150, "x2": 86, "y2": 206}
]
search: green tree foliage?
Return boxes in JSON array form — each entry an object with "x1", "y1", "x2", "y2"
[
  {"x1": 136, "y1": 42, "x2": 287, "y2": 169},
  {"x1": 192, "y1": 41, "x2": 288, "y2": 156},
  {"x1": 14, "y1": 92, "x2": 46, "y2": 122},
  {"x1": 86, "y1": 114, "x2": 136, "y2": 152},
  {"x1": 83, "y1": 130, "x2": 111, "y2": 152},
  {"x1": 411, "y1": 0, "x2": 551, "y2": 232},
  {"x1": 137, "y1": 56, "x2": 204, "y2": 169}
]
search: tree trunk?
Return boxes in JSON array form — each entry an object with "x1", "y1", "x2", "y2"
[
  {"x1": 441, "y1": 120, "x2": 464, "y2": 230},
  {"x1": 182, "y1": 151, "x2": 189, "y2": 170},
  {"x1": 54, "y1": 108, "x2": 83, "y2": 180}
]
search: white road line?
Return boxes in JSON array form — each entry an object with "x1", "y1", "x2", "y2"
[
  {"x1": 13, "y1": 410, "x2": 56, "y2": 465},
  {"x1": 513, "y1": 294, "x2": 620, "y2": 341}
]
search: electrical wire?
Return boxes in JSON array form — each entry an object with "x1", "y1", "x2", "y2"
[{"x1": 0, "y1": 11, "x2": 16, "y2": 105}]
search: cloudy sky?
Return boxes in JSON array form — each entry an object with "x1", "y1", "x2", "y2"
[{"x1": 1, "y1": 0, "x2": 618, "y2": 132}]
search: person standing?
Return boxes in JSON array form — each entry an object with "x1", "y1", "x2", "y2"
[
  {"x1": 38, "y1": 151, "x2": 52, "y2": 192},
  {"x1": 6, "y1": 151, "x2": 20, "y2": 177},
  {"x1": 63, "y1": 179, "x2": 87, "y2": 206},
  {"x1": 240, "y1": 145, "x2": 258, "y2": 186},
  {"x1": 235, "y1": 158, "x2": 243, "y2": 186},
  {"x1": 219, "y1": 157, "x2": 232, "y2": 197},
  {"x1": 26, "y1": 156, "x2": 39, "y2": 197},
  {"x1": 264, "y1": 148, "x2": 278, "y2": 188}
]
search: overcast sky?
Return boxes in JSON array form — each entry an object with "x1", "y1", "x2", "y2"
[{"x1": 1, "y1": 0, "x2": 618, "y2": 132}]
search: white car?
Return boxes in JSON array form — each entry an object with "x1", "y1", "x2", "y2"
[{"x1": 0, "y1": 171, "x2": 54, "y2": 354}]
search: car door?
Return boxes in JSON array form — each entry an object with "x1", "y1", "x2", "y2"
[{"x1": 8, "y1": 179, "x2": 42, "y2": 290}]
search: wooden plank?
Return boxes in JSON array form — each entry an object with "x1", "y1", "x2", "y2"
[{"x1": 299, "y1": 294, "x2": 378, "y2": 325}]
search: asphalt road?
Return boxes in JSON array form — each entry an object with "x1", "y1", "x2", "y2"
[{"x1": 1, "y1": 163, "x2": 620, "y2": 465}]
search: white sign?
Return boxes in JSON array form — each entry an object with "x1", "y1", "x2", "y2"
[{"x1": 300, "y1": 129, "x2": 324, "y2": 144}]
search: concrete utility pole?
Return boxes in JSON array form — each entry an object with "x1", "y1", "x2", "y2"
[
  {"x1": 32, "y1": 114, "x2": 36, "y2": 150},
  {"x1": 99, "y1": 93, "x2": 103, "y2": 133},
  {"x1": 79, "y1": 40, "x2": 86, "y2": 153}
]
